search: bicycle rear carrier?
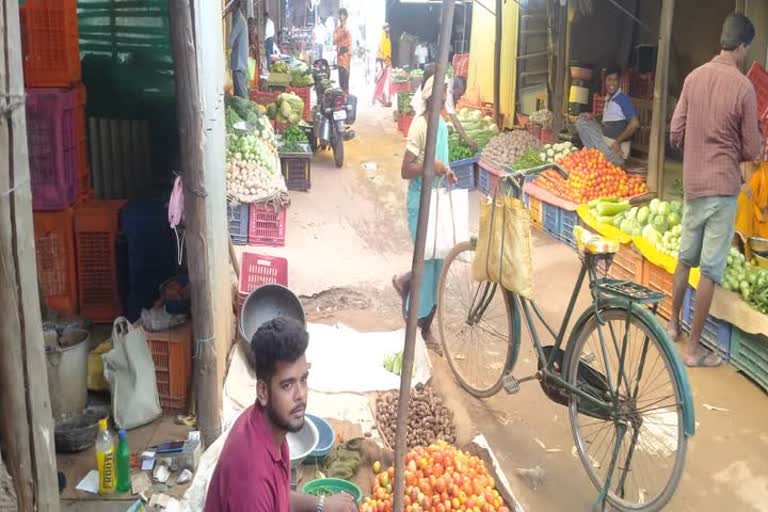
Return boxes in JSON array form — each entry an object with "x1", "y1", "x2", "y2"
[{"x1": 596, "y1": 278, "x2": 665, "y2": 305}]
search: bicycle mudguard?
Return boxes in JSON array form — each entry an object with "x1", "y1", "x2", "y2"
[{"x1": 564, "y1": 299, "x2": 696, "y2": 437}]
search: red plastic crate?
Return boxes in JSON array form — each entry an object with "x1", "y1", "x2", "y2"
[
  {"x1": 641, "y1": 259, "x2": 674, "y2": 320},
  {"x1": 592, "y1": 94, "x2": 605, "y2": 116},
  {"x1": 20, "y1": 0, "x2": 81, "y2": 87},
  {"x1": 250, "y1": 89, "x2": 280, "y2": 106},
  {"x1": 248, "y1": 204, "x2": 287, "y2": 247},
  {"x1": 75, "y1": 200, "x2": 126, "y2": 322},
  {"x1": 238, "y1": 253, "x2": 289, "y2": 308},
  {"x1": 33, "y1": 208, "x2": 78, "y2": 316},
  {"x1": 146, "y1": 322, "x2": 192, "y2": 413},
  {"x1": 398, "y1": 113, "x2": 414, "y2": 137},
  {"x1": 630, "y1": 72, "x2": 655, "y2": 99},
  {"x1": 287, "y1": 86, "x2": 312, "y2": 122},
  {"x1": 26, "y1": 87, "x2": 79, "y2": 210}
]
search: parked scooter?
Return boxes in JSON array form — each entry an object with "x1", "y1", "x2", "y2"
[{"x1": 311, "y1": 59, "x2": 357, "y2": 168}]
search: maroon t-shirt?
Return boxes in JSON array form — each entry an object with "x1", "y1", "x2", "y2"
[{"x1": 205, "y1": 405, "x2": 291, "y2": 512}]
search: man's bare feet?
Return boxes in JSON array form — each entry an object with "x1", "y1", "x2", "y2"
[
  {"x1": 685, "y1": 347, "x2": 722, "y2": 367},
  {"x1": 667, "y1": 320, "x2": 681, "y2": 342}
]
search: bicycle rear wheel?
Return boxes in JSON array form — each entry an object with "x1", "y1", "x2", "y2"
[
  {"x1": 565, "y1": 307, "x2": 687, "y2": 512},
  {"x1": 437, "y1": 240, "x2": 518, "y2": 398}
]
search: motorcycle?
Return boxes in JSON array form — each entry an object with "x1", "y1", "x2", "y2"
[{"x1": 311, "y1": 59, "x2": 357, "y2": 168}]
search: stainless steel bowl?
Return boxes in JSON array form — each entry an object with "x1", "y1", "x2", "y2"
[
  {"x1": 749, "y1": 237, "x2": 768, "y2": 255},
  {"x1": 287, "y1": 416, "x2": 319, "y2": 467}
]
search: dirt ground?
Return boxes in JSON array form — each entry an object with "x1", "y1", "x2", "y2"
[{"x1": 257, "y1": 95, "x2": 768, "y2": 512}]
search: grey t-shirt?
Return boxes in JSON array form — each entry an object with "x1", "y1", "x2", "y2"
[{"x1": 229, "y1": 11, "x2": 248, "y2": 72}]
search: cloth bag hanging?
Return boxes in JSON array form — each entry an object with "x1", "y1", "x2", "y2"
[
  {"x1": 472, "y1": 184, "x2": 534, "y2": 298},
  {"x1": 102, "y1": 317, "x2": 162, "y2": 430},
  {"x1": 424, "y1": 180, "x2": 469, "y2": 260}
]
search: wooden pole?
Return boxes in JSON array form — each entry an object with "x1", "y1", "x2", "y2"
[
  {"x1": 0, "y1": 1, "x2": 60, "y2": 510},
  {"x1": 493, "y1": 0, "x2": 502, "y2": 122},
  {"x1": 646, "y1": 0, "x2": 675, "y2": 195},
  {"x1": 168, "y1": 0, "x2": 221, "y2": 446},
  {"x1": 392, "y1": 2, "x2": 455, "y2": 512}
]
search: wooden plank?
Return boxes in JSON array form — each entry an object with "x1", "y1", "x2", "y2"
[
  {"x1": 0, "y1": 1, "x2": 61, "y2": 510},
  {"x1": 646, "y1": 0, "x2": 675, "y2": 194}
]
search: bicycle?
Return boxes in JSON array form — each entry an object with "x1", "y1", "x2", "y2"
[{"x1": 436, "y1": 164, "x2": 695, "y2": 512}]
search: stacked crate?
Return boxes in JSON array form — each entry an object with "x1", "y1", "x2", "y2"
[{"x1": 24, "y1": 0, "x2": 92, "y2": 317}]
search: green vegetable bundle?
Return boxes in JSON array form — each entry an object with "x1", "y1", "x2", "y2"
[
  {"x1": 383, "y1": 352, "x2": 403, "y2": 376},
  {"x1": 723, "y1": 248, "x2": 768, "y2": 313},
  {"x1": 282, "y1": 126, "x2": 308, "y2": 143},
  {"x1": 279, "y1": 140, "x2": 308, "y2": 153},
  {"x1": 512, "y1": 149, "x2": 545, "y2": 170},
  {"x1": 271, "y1": 61, "x2": 289, "y2": 74},
  {"x1": 448, "y1": 132, "x2": 476, "y2": 162}
]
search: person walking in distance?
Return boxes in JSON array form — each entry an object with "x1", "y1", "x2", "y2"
[
  {"x1": 334, "y1": 8, "x2": 352, "y2": 94},
  {"x1": 668, "y1": 13, "x2": 762, "y2": 367},
  {"x1": 265, "y1": 11, "x2": 276, "y2": 60},
  {"x1": 228, "y1": 0, "x2": 249, "y2": 98}
]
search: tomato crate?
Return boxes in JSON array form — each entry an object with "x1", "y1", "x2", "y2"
[
  {"x1": 608, "y1": 243, "x2": 643, "y2": 282},
  {"x1": 75, "y1": 200, "x2": 126, "y2": 323},
  {"x1": 33, "y1": 208, "x2": 78, "y2": 316},
  {"x1": 681, "y1": 287, "x2": 732, "y2": 361},
  {"x1": 641, "y1": 259, "x2": 674, "y2": 320},
  {"x1": 20, "y1": 0, "x2": 81, "y2": 87},
  {"x1": 559, "y1": 209, "x2": 579, "y2": 250},
  {"x1": 146, "y1": 322, "x2": 192, "y2": 413},
  {"x1": 280, "y1": 154, "x2": 311, "y2": 192},
  {"x1": 529, "y1": 196, "x2": 543, "y2": 227},
  {"x1": 250, "y1": 89, "x2": 280, "y2": 106},
  {"x1": 238, "y1": 252, "x2": 289, "y2": 309},
  {"x1": 730, "y1": 328, "x2": 768, "y2": 391},
  {"x1": 287, "y1": 86, "x2": 312, "y2": 122},
  {"x1": 542, "y1": 202, "x2": 561, "y2": 240},
  {"x1": 449, "y1": 157, "x2": 477, "y2": 191},
  {"x1": 227, "y1": 203, "x2": 250, "y2": 246},
  {"x1": 248, "y1": 204, "x2": 287, "y2": 247},
  {"x1": 26, "y1": 87, "x2": 80, "y2": 210},
  {"x1": 477, "y1": 160, "x2": 509, "y2": 197}
]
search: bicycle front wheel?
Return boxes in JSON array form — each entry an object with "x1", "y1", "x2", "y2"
[
  {"x1": 566, "y1": 307, "x2": 687, "y2": 512},
  {"x1": 437, "y1": 240, "x2": 519, "y2": 398}
]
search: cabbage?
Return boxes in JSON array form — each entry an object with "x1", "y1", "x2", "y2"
[
  {"x1": 649, "y1": 198, "x2": 661, "y2": 214},
  {"x1": 657, "y1": 201, "x2": 670, "y2": 216},
  {"x1": 637, "y1": 206, "x2": 650, "y2": 225},
  {"x1": 669, "y1": 200, "x2": 682, "y2": 213},
  {"x1": 651, "y1": 215, "x2": 668, "y2": 233},
  {"x1": 667, "y1": 212, "x2": 681, "y2": 227},
  {"x1": 626, "y1": 207, "x2": 638, "y2": 220}
]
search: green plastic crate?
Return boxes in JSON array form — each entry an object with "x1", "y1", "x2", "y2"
[{"x1": 730, "y1": 328, "x2": 768, "y2": 391}]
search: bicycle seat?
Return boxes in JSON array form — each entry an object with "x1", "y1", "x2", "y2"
[{"x1": 573, "y1": 225, "x2": 620, "y2": 255}]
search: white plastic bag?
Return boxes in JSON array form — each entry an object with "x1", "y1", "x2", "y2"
[
  {"x1": 424, "y1": 184, "x2": 469, "y2": 260},
  {"x1": 102, "y1": 317, "x2": 162, "y2": 430}
]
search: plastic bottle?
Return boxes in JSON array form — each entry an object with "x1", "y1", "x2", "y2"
[
  {"x1": 116, "y1": 429, "x2": 131, "y2": 493},
  {"x1": 95, "y1": 418, "x2": 115, "y2": 494}
]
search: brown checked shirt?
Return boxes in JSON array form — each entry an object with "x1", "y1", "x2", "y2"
[{"x1": 670, "y1": 53, "x2": 763, "y2": 199}]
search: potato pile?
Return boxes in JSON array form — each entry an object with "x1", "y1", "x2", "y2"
[
  {"x1": 481, "y1": 130, "x2": 540, "y2": 166},
  {"x1": 375, "y1": 384, "x2": 456, "y2": 449}
]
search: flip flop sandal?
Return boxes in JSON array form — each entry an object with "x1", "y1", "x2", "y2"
[{"x1": 685, "y1": 351, "x2": 723, "y2": 368}]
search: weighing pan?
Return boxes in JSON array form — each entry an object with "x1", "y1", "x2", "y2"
[{"x1": 239, "y1": 284, "x2": 306, "y2": 368}]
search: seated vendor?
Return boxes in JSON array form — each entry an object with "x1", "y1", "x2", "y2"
[
  {"x1": 576, "y1": 67, "x2": 640, "y2": 166},
  {"x1": 205, "y1": 317, "x2": 356, "y2": 512}
]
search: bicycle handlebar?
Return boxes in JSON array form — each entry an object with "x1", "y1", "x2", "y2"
[{"x1": 500, "y1": 163, "x2": 569, "y2": 194}]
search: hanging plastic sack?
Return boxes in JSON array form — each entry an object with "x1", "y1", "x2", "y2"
[
  {"x1": 424, "y1": 180, "x2": 470, "y2": 260},
  {"x1": 102, "y1": 317, "x2": 162, "y2": 430},
  {"x1": 472, "y1": 185, "x2": 534, "y2": 298}
]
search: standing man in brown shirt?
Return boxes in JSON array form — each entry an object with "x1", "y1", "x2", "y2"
[{"x1": 668, "y1": 13, "x2": 762, "y2": 367}]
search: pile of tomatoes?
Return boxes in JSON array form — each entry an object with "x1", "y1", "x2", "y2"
[
  {"x1": 534, "y1": 148, "x2": 648, "y2": 203},
  {"x1": 361, "y1": 441, "x2": 510, "y2": 512}
]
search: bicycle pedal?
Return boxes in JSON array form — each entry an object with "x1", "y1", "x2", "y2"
[{"x1": 502, "y1": 373, "x2": 520, "y2": 394}]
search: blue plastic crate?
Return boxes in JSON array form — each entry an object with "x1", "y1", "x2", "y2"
[
  {"x1": 227, "y1": 203, "x2": 250, "y2": 245},
  {"x1": 559, "y1": 209, "x2": 579, "y2": 250},
  {"x1": 730, "y1": 328, "x2": 768, "y2": 391},
  {"x1": 681, "y1": 287, "x2": 732, "y2": 361},
  {"x1": 542, "y1": 202, "x2": 561, "y2": 240},
  {"x1": 450, "y1": 157, "x2": 477, "y2": 191},
  {"x1": 478, "y1": 167, "x2": 492, "y2": 196}
]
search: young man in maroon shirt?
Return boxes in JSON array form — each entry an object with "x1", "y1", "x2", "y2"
[
  {"x1": 668, "y1": 13, "x2": 762, "y2": 367},
  {"x1": 205, "y1": 318, "x2": 357, "y2": 512}
]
